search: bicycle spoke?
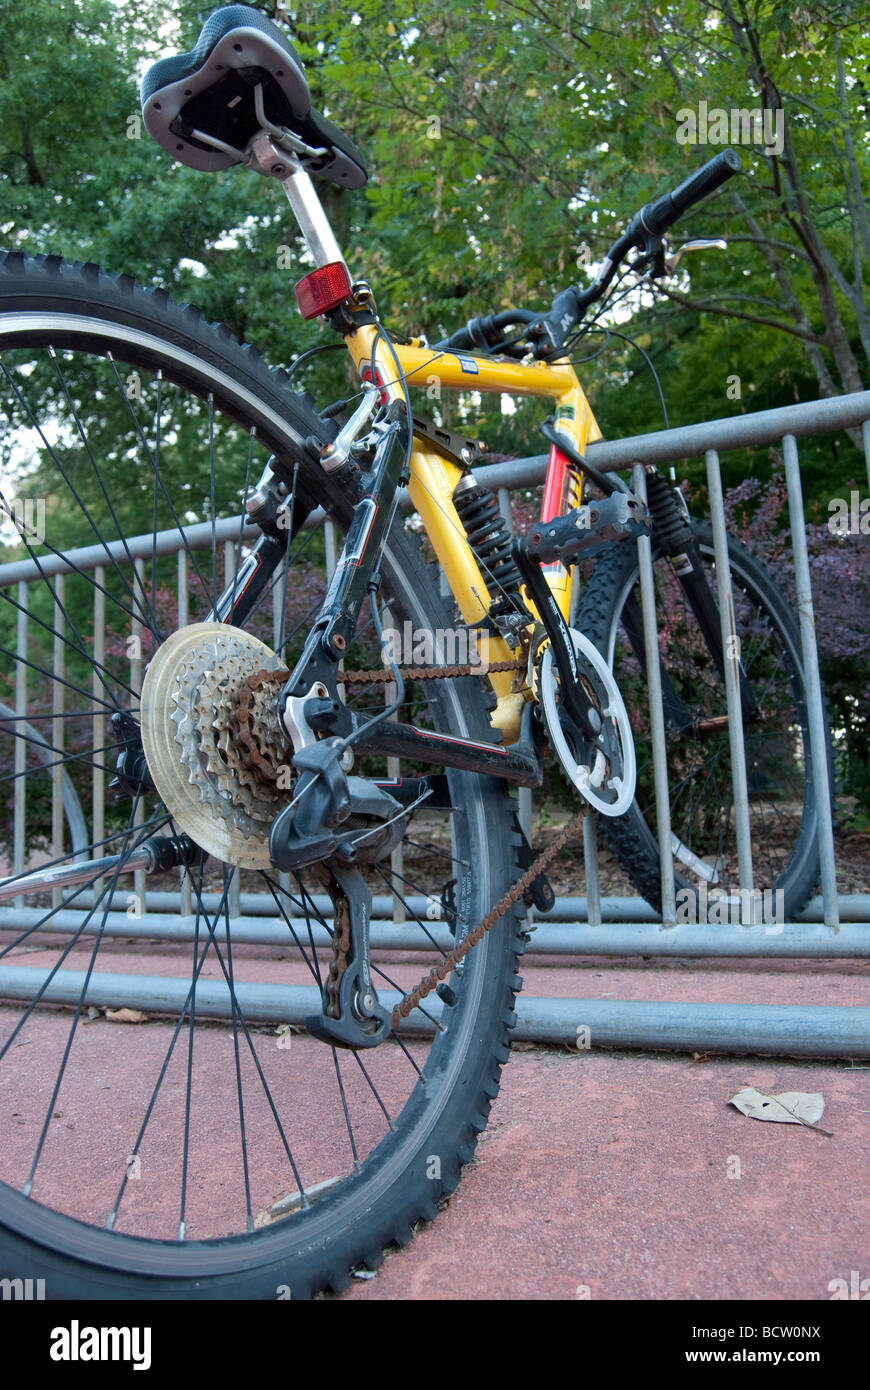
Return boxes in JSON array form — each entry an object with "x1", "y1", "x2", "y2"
[
  {"x1": 104, "y1": 355, "x2": 216, "y2": 609},
  {"x1": 0, "y1": 582, "x2": 139, "y2": 705},
  {"x1": 0, "y1": 735, "x2": 124, "y2": 784},
  {"x1": 46, "y1": 346, "x2": 158, "y2": 631},
  {"x1": 177, "y1": 854, "x2": 206, "y2": 1240},
  {"x1": 373, "y1": 862, "x2": 450, "y2": 961},
  {"x1": 21, "y1": 793, "x2": 149, "y2": 1197},
  {"x1": 0, "y1": 360, "x2": 154, "y2": 633},
  {"x1": 221, "y1": 867, "x2": 255, "y2": 1232},
  {"x1": 0, "y1": 266, "x2": 513, "y2": 1274}
]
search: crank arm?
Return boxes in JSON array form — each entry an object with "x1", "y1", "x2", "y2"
[
  {"x1": 305, "y1": 864, "x2": 392, "y2": 1049},
  {"x1": 513, "y1": 539, "x2": 606, "y2": 744}
]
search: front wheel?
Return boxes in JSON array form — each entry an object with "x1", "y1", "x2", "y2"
[
  {"x1": 577, "y1": 519, "x2": 829, "y2": 921},
  {"x1": 0, "y1": 252, "x2": 525, "y2": 1297}
]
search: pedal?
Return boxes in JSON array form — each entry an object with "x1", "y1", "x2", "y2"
[{"x1": 524, "y1": 492, "x2": 648, "y2": 566}]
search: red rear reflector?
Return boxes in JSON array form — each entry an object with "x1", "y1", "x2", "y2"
[
  {"x1": 294, "y1": 262, "x2": 353, "y2": 319},
  {"x1": 360, "y1": 364, "x2": 389, "y2": 406}
]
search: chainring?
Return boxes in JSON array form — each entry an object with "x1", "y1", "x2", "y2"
[{"x1": 539, "y1": 626, "x2": 636, "y2": 817}]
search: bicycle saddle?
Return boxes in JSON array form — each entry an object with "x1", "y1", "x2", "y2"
[{"x1": 140, "y1": 4, "x2": 367, "y2": 188}]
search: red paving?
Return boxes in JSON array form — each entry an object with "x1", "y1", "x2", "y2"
[
  {"x1": 345, "y1": 1047, "x2": 869, "y2": 1300},
  {"x1": 1, "y1": 940, "x2": 869, "y2": 1298}
]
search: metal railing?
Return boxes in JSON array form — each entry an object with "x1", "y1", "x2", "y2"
[{"x1": 2, "y1": 390, "x2": 869, "y2": 1056}]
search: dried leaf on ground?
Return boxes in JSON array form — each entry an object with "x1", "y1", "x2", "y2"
[
  {"x1": 105, "y1": 1007, "x2": 149, "y2": 1024},
  {"x1": 729, "y1": 1086, "x2": 830, "y2": 1133}
]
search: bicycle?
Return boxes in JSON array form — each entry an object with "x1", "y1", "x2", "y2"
[{"x1": 0, "y1": 4, "x2": 826, "y2": 1297}]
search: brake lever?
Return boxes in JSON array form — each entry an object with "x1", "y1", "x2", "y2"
[{"x1": 664, "y1": 237, "x2": 727, "y2": 273}]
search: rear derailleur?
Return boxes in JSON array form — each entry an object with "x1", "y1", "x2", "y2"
[{"x1": 269, "y1": 680, "x2": 446, "y2": 1048}]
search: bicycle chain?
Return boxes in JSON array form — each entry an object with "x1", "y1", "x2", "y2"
[
  {"x1": 326, "y1": 890, "x2": 351, "y2": 1020},
  {"x1": 391, "y1": 808, "x2": 585, "y2": 1029},
  {"x1": 337, "y1": 659, "x2": 524, "y2": 685}
]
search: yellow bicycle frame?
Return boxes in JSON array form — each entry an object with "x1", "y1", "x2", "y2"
[{"x1": 345, "y1": 324, "x2": 603, "y2": 744}]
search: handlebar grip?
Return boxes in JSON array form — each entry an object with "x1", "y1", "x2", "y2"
[
  {"x1": 671, "y1": 147, "x2": 742, "y2": 211},
  {"x1": 640, "y1": 148, "x2": 742, "y2": 236}
]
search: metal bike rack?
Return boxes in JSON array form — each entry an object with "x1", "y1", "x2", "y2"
[{"x1": 2, "y1": 390, "x2": 869, "y2": 1057}]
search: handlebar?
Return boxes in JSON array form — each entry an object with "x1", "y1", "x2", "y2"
[
  {"x1": 631, "y1": 147, "x2": 742, "y2": 239},
  {"x1": 440, "y1": 308, "x2": 539, "y2": 356},
  {"x1": 435, "y1": 148, "x2": 742, "y2": 359}
]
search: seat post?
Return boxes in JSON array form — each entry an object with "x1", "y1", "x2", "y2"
[{"x1": 279, "y1": 159, "x2": 349, "y2": 274}]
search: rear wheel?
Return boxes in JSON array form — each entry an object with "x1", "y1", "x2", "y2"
[
  {"x1": 0, "y1": 253, "x2": 524, "y2": 1297},
  {"x1": 577, "y1": 519, "x2": 828, "y2": 920}
]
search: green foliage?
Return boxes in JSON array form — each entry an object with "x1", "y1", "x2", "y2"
[
  {"x1": 3, "y1": 0, "x2": 867, "y2": 476},
  {"x1": 2, "y1": 0, "x2": 868, "y2": 826}
]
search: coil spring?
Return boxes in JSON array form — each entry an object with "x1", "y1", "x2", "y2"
[
  {"x1": 453, "y1": 477, "x2": 524, "y2": 614},
  {"x1": 643, "y1": 468, "x2": 694, "y2": 556}
]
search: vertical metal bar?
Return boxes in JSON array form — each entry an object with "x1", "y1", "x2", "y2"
[
  {"x1": 705, "y1": 449, "x2": 754, "y2": 897},
  {"x1": 863, "y1": 418, "x2": 870, "y2": 498},
  {"x1": 224, "y1": 539, "x2": 241, "y2": 922},
  {"x1": 51, "y1": 574, "x2": 65, "y2": 909},
  {"x1": 176, "y1": 549, "x2": 188, "y2": 629},
  {"x1": 376, "y1": 602, "x2": 404, "y2": 923},
  {"x1": 223, "y1": 538, "x2": 237, "y2": 599},
  {"x1": 385, "y1": 671, "x2": 405, "y2": 924},
  {"x1": 271, "y1": 565, "x2": 283, "y2": 649},
  {"x1": 271, "y1": 565, "x2": 291, "y2": 898},
  {"x1": 13, "y1": 581, "x2": 27, "y2": 910},
  {"x1": 131, "y1": 557, "x2": 145, "y2": 913},
  {"x1": 324, "y1": 520, "x2": 337, "y2": 579},
  {"x1": 92, "y1": 565, "x2": 105, "y2": 905},
  {"x1": 783, "y1": 434, "x2": 839, "y2": 929},
  {"x1": 582, "y1": 812, "x2": 601, "y2": 926},
  {"x1": 176, "y1": 551, "x2": 191, "y2": 916},
  {"x1": 632, "y1": 465, "x2": 676, "y2": 925}
]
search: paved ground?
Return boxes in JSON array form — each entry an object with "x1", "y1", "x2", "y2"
[
  {"x1": 341, "y1": 953, "x2": 869, "y2": 1301},
  {"x1": 343, "y1": 1044, "x2": 868, "y2": 1300},
  {"x1": 2, "y1": 943, "x2": 868, "y2": 1298}
]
